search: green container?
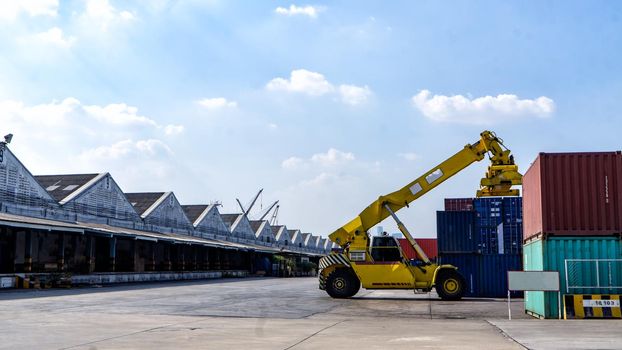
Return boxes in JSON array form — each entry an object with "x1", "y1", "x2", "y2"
[{"x1": 523, "y1": 236, "x2": 622, "y2": 319}]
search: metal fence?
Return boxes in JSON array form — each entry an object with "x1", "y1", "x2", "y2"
[{"x1": 565, "y1": 259, "x2": 622, "y2": 291}]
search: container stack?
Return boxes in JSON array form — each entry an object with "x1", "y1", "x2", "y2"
[
  {"x1": 398, "y1": 238, "x2": 437, "y2": 261},
  {"x1": 522, "y1": 152, "x2": 622, "y2": 319},
  {"x1": 437, "y1": 197, "x2": 523, "y2": 297}
]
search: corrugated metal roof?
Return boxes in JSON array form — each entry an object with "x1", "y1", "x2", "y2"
[
  {"x1": 182, "y1": 205, "x2": 209, "y2": 223},
  {"x1": 220, "y1": 213, "x2": 241, "y2": 226},
  {"x1": 0, "y1": 212, "x2": 244, "y2": 250},
  {"x1": 0, "y1": 212, "x2": 84, "y2": 232},
  {"x1": 34, "y1": 173, "x2": 101, "y2": 202},
  {"x1": 249, "y1": 220, "x2": 264, "y2": 233},
  {"x1": 125, "y1": 192, "x2": 166, "y2": 216},
  {"x1": 301, "y1": 233, "x2": 312, "y2": 245}
]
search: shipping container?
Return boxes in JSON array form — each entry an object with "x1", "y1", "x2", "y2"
[
  {"x1": 398, "y1": 238, "x2": 437, "y2": 260},
  {"x1": 444, "y1": 198, "x2": 474, "y2": 211},
  {"x1": 523, "y1": 152, "x2": 622, "y2": 240},
  {"x1": 438, "y1": 253, "x2": 480, "y2": 297},
  {"x1": 479, "y1": 254, "x2": 523, "y2": 298},
  {"x1": 437, "y1": 211, "x2": 477, "y2": 253},
  {"x1": 473, "y1": 197, "x2": 523, "y2": 254},
  {"x1": 523, "y1": 236, "x2": 622, "y2": 319},
  {"x1": 439, "y1": 253, "x2": 522, "y2": 298}
]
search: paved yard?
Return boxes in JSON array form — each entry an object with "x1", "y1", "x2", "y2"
[{"x1": 0, "y1": 277, "x2": 620, "y2": 349}]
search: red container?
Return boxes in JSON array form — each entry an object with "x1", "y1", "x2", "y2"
[
  {"x1": 523, "y1": 152, "x2": 622, "y2": 239},
  {"x1": 444, "y1": 198, "x2": 474, "y2": 211},
  {"x1": 398, "y1": 238, "x2": 438, "y2": 260}
]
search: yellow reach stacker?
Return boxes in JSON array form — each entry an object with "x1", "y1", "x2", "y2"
[{"x1": 318, "y1": 131, "x2": 523, "y2": 300}]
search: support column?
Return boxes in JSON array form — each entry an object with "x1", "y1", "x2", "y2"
[
  {"x1": 109, "y1": 236, "x2": 117, "y2": 272},
  {"x1": 215, "y1": 250, "x2": 222, "y2": 270},
  {"x1": 131, "y1": 240, "x2": 138, "y2": 272},
  {"x1": 192, "y1": 246, "x2": 198, "y2": 271},
  {"x1": 85, "y1": 235, "x2": 95, "y2": 273},
  {"x1": 148, "y1": 243, "x2": 156, "y2": 272},
  {"x1": 165, "y1": 244, "x2": 172, "y2": 271},
  {"x1": 57, "y1": 232, "x2": 65, "y2": 272},
  {"x1": 179, "y1": 245, "x2": 185, "y2": 271},
  {"x1": 204, "y1": 247, "x2": 209, "y2": 270},
  {"x1": 10, "y1": 228, "x2": 18, "y2": 273},
  {"x1": 24, "y1": 231, "x2": 32, "y2": 273},
  {"x1": 249, "y1": 251, "x2": 255, "y2": 274}
]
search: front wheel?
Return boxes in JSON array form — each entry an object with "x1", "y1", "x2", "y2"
[
  {"x1": 435, "y1": 269, "x2": 466, "y2": 301},
  {"x1": 325, "y1": 268, "x2": 360, "y2": 298}
]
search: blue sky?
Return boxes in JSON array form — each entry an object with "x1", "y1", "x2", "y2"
[{"x1": 1, "y1": 0, "x2": 621, "y2": 237}]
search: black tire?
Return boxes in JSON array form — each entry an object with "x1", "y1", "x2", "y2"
[
  {"x1": 435, "y1": 269, "x2": 466, "y2": 301},
  {"x1": 325, "y1": 268, "x2": 360, "y2": 298}
]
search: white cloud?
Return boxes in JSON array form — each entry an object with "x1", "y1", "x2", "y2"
[
  {"x1": 311, "y1": 148, "x2": 355, "y2": 166},
  {"x1": 0, "y1": 0, "x2": 58, "y2": 20},
  {"x1": 275, "y1": 5, "x2": 321, "y2": 18},
  {"x1": 32, "y1": 27, "x2": 76, "y2": 48},
  {"x1": 135, "y1": 139, "x2": 173, "y2": 156},
  {"x1": 0, "y1": 98, "x2": 170, "y2": 129},
  {"x1": 281, "y1": 156, "x2": 304, "y2": 169},
  {"x1": 0, "y1": 97, "x2": 181, "y2": 185},
  {"x1": 83, "y1": 103, "x2": 158, "y2": 126},
  {"x1": 282, "y1": 148, "x2": 355, "y2": 170},
  {"x1": 163, "y1": 124, "x2": 184, "y2": 135},
  {"x1": 412, "y1": 90, "x2": 555, "y2": 124},
  {"x1": 266, "y1": 69, "x2": 334, "y2": 96},
  {"x1": 398, "y1": 152, "x2": 419, "y2": 161},
  {"x1": 267, "y1": 69, "x2": 372, "y2": 105},
  {"x1": 268, "y1": 123, "x2": 278, "y2": 130},
  {"x1": 82, "y1": 0, "x2": 136, "y2": 31},
  {"x1": 339, "y1": 84, "x2": 372, "y2": 105},
  {"x1": 197, "y1": 97, "x2": 237, "y2": 109},
  {"x1": 300, "y1": 172, "x2": 339, "y2": 187}
]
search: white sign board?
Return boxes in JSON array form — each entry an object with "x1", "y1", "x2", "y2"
[
  {"x1": 583, "y1": 299, "x2": 620, "y2": 308},
  {"x1": 508, "y1": 271, "x2": 559, "y2": 291},
  {"x1": 0, "y1": 277, "x2": 14, "y2": 288}
]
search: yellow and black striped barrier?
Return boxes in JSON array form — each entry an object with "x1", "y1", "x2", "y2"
[
  {"x1": 564, "y1": 294, "x2": 622, "y2": 319},
  {"x1": 15, "y1": 276, "x2": 33, "y2": 289}
]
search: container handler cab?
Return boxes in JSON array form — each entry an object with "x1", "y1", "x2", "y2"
[{"x1": 318, "y1": 131, "x2": 522, "y2": 300}]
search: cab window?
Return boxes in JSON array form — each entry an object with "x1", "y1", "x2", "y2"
[{"x1": 370, "y1": 237, "x2": 402, "y2": 262}]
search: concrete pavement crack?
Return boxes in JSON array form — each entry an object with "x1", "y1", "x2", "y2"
[
  {"x1": 57, "y1": 318, "x2": 205, "y2": 350},
  {"x1": 485, "y1": 320, "x2": 529, "y2": 350},
  {"x1": 283, "y1": 320, "x2": 346, "y2": 350}
]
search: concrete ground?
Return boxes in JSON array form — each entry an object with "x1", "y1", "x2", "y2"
[{"x1": 0, "y1": 277, "x2": 620, "y2": 349}]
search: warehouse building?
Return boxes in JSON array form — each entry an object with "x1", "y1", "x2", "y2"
[
  {"x1": 220, "y1": 213, "x2": 257, "y2": 241},
  {"x1": 0, "y1": 142, "x2": 325, "y2": 285},
  {"x1": 35, "y1": 173, "x2": 141, "y2": 226},
  {"x1": 182, "y1": 204, "x2": 230, "y2": 238},
  {"x1": 125, "y1": 192, "x2": 193, "y2": 234},
  {"x1": 288, "y1": 229, "x2": 303, "y2": 249},
  {"x1": 272, "y1": 225, "x2": 291, "y2": 246},
  {"x1": 250, "y1": 220, "x2": 276, "y2": 244}
]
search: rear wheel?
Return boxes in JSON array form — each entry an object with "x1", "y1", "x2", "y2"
[
  {"x1": 435, "y1": 269, "x2": 466, "y2": 300},
  {"x1": 325, "y1": 268, "x2": 360, "y2": 298}
]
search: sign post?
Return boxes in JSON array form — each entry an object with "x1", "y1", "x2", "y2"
[{"x1": 507, "y1": 271, "x2": 560, "y2": 320}]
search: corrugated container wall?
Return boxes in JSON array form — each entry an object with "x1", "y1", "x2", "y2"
[
  {"x1": 398, "y1": 238, "x2": 437, "y2": 260},
  {"x1": 444, "y1": 198, "x2": 474, "y2": 211},
  {"x1": 523, "y1": 236, "x2": 622, "y2": 319},
  {"x1": 439, "y1": 253, "x2": 522, "y2": 298},
  {"x1": 523, "y1": 152, "x2": 622, "y2": 240},
  {"x1": 437, "y1": 211, "x2": 477, "y2": 253},
  {"x1": 438, "y1": 254, "x2": 480, "y2": 297},
  {"x1": 474, "y1": 197, "x2": 523, "y2": 254}
]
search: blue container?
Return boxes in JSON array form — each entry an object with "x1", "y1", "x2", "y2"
[
  {"x1": 473, "y1": 197, "x2": 523, "y2": 254},
  {"x1": 439, "y1": 253, "x2": 523, "y2": 298},
  {"x1": 479, "y1": 254, "x2": 523, "y2": 298},
  {"x1": 437, "y1": 211, "x2": 477, "y2": 253},
  {"x1": 438, "y1": 253, "x2": 480, "y2": 297}
]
